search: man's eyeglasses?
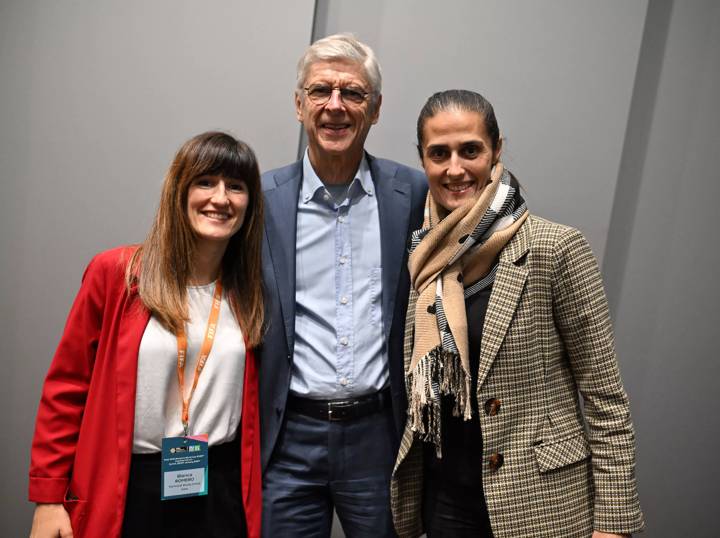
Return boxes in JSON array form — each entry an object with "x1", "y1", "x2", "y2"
[{"x1": 304, "y1": 85, "x2": 369, "y2": 106}]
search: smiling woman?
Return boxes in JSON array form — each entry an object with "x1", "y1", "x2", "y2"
[
  {"x1": 187, "y1": 175, "x2": 249, "y2": 247},
  {"x1": 28, "y1": 131, "x2": 265, "y2": 538},
  {"x1": 391, "y1": 91, "x2": 644, "y2": 538},
  {"x1": 420, "y1": 109, "x2": 501, "y2": 212}
]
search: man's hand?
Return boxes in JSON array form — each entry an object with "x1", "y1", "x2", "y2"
[
  {"x1": 593, "y1": 531, "x2": 630, "y2": 538},
  {"x1": 29, "y1": 503, "x2": 73, "y2": 538}
]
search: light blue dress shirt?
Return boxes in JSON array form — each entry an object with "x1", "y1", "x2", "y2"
[{"x1": 290, "y1": 151, "x2": 386, "y2": 399}]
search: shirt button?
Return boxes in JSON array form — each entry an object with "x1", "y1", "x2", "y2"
[
  {"x1": 339, "y1": 336, "x2": 349, "y2": 346},
  {"x1": 367, "y1": 188, "x2": 373, "y2": 195},
  {"x1": 339, "y1": 256, "x2": 347, "y2": 265},
  {"x1": 323, "y1": 192, "x2": 330, "y2": 200},
  {"x1": 340, "y1": 296, "x2": 348, "y2": 304},
  {"x1": 340, "y1": 377, "x2": 348, "y2": 386},
  {"x1": 338, "y1": 215, "x2": 346, "y2": 223}
]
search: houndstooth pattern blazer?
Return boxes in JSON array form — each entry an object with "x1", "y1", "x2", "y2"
[{"x1": 391, "y1": 215, "x2": 644, "y2": 537}]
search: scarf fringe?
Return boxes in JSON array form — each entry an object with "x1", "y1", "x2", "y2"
[{"x1": 406, "y1": 345, "x2": 472, "y2": 458}]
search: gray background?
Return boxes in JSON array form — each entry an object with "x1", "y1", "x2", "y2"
[{"x1": 2, "y1": 0, "x2": 718, "y2": 536}]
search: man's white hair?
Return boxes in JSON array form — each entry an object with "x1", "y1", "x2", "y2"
[{"x1": 296, "y1": 33, "x2": 382, "y2": 106}]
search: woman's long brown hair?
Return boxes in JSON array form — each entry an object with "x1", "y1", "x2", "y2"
[{"x1": 126, "y1": 131, "x2": 264, "y2": 348}]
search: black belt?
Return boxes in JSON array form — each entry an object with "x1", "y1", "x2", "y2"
[{"x1": 287, "y1": 388, "x2": 392, "y2": 422}]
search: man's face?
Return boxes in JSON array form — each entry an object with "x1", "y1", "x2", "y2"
[{"x1": 295, "y1": 60, "x2": 381, "y2": 162}]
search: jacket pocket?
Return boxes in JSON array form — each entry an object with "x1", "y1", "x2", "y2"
[{"x1": 533, "y1": 431, "x2": 590, "y2": 473}]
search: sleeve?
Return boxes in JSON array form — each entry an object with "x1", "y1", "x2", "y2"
[
  {"x1": 551, "y1": 228, "x2": 644, "y2": 534},
  {"x1": 28, "y1": 255, "x2": 108, "y2": 502}
]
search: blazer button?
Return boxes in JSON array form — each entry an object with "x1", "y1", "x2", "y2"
[
  {"x1": 427, "y1": 304, "x2": 436, "y2": 314},
  {"x1": 488, "y1": 453, "x2": 504, "y2": 471},
  {"x1": 484, "y1": 398, "x2": 501, "y2": 416}
]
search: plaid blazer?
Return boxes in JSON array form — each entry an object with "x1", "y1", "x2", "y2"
[{"x1": 391, "y1": 215, "x2": 644, "y2": 537}]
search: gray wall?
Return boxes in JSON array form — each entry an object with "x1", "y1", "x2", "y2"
[
  {"x1": 605, "y1": 0, "x2": 720, "y2": 535},
  {"x1": 2, "y1": 1, "x2": 719, "y2": 536}
]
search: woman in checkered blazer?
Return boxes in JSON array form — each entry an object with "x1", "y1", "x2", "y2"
[{"x1": 391, "y1": 90, "x2": 644, "y2": 538}]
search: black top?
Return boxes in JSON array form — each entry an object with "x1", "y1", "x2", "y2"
[{"x1": 422, "y1": 283, "x2": 493, "y2": 536}]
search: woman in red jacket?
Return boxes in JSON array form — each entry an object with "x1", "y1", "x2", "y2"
[{"x1": 29, "y1": 131, "x2": 264, "y2": 537}]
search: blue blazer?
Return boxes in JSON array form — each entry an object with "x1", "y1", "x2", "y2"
[{"x1": 258, "y1": 153, "x2": 428, "y2": 471}]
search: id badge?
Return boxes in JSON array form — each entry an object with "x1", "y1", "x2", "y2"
[{"x1": 160, "y1": 434, "x2": 208, "y2": 500}]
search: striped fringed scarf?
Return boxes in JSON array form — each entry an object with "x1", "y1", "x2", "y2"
[{"x1": 406, "y1": 163, "x2": 528, "y2": 457}]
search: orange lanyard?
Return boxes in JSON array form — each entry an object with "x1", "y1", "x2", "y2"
[{"x1": 176, "y1": 280, "x2": 223, "y2": 437}]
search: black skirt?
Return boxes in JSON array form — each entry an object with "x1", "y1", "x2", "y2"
[{"x1": 122, "y1": 437, "x2": 247, "y2": 538}]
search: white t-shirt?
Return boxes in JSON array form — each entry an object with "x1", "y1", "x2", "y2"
[{"x1": 132, "y1": 283, "x2": 245, "y2": 453}]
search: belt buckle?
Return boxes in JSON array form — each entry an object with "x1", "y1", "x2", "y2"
[{"x1": 327, "y1": 400, "x2": 357, "y2": 421}]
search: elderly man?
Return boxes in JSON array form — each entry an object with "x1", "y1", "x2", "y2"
[{"x1": 259, "y1": 34, "x2": 427, "y2": 537}]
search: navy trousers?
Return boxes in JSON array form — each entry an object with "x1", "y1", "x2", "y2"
[{"x1": 262, "y1": 406, "x2": 398, "y2": 538}]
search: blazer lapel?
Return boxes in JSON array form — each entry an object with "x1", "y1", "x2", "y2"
[
  {"x1": 476, "y1": 218, "x2": 531, "y2": 388},
  {"x1": 263, "y1": 163, "x2": 302, "y2": 353},
  {"x1": 370, "y1": 154, "x2": 411, "y2": 341}
]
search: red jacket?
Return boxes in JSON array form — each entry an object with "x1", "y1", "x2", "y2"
[{"x1": 29, "y1": 246, "x2": 262, "y2": 537}]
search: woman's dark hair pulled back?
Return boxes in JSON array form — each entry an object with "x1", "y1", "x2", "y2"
[{"x1": 416, "y1": 89, "x2": 500, "y2": 160}]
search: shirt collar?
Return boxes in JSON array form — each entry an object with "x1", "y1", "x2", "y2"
[{"x1": 301, "y1": 149, "x2": 374, "y2": 204}]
